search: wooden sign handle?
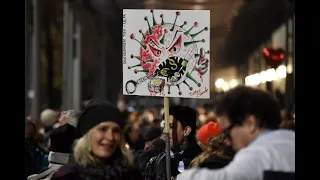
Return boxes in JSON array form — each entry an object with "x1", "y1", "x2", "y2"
[{"x1": 163, "y1": 96, "x2": 171, "y2": 180}]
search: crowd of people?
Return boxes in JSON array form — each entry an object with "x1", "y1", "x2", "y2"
[{"x1": 25, "y1": 86, "x2": 295, "y2": 180}]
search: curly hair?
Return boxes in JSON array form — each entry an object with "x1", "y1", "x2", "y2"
[
  {"x1": 215, "y1": 86, "x2": 281, "y2": 129},
  {"x1": 189, "y1": 133, "x2": 234, "y2": 168}
]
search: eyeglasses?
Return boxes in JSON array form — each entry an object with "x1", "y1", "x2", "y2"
[{"x1": 223, "y1": 123, "x2": 237, "y2": 141}]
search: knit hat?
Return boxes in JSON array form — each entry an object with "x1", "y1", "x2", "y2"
[
  {"x1": 197, "y1": 121, "x2": 222, "y2": 145},
  {"x1": 50, "y1": 124, "x2": 78, "y2": 153},
  {"x1": 77, "y1": 100, "x2": 124, "y2": 137}
]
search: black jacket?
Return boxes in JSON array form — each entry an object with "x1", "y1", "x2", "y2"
[
  {"x1": 171, "y1": 139, "x2": 202, "y2": 177},
  {"x1": 51, "y1": 161, "x2": 143, "y2": 180},
  {"x1": 198, "y1": 156, "x2": 231, "y2": 169},
  {"x1": 263, "y1": 171, "x2": 295, "y2": 180},
  {"x1": 25, "y1": 139, "x2": 48, "y2": 179},
  {"x1": 144, "y1": 139, "x2": 202, "y2": 180},
  {"x1": 135, "y1": 148, "x2": 160, "y2": 173},
  {"x1": 25, "y1": 141, "x2": 38, "y2": 179}
]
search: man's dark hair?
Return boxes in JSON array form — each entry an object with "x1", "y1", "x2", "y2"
[
  {"x1": 215, "y1": 86, "x2": 281, "y2": 129},
  {"x1": 166, "y1": 105, "x2": 198, "y2": 137}
]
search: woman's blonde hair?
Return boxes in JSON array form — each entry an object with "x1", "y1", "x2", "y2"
[
  {"x1": 73, "y1": 129, "x2": 133, "y2": 167},
  {"x1": 189, "y1": 133, "x2": 234, "y2": 168}
]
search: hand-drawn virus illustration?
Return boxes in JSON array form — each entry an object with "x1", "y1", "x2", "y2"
[{"x1": 125, "y1": 10, "x2": 210, "y2": 96}]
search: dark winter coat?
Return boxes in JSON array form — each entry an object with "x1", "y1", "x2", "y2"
[
  {"x1": 144, "y1": 139, "x2": 202, "y2": 180},
  {"x1": 198, "y1": 156, "x2": 231, "y2": 169},
  {"x1": 51, "y1": 160, "x2": 143, "y2": 180}
]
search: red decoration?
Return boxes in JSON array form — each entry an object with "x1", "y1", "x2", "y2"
[{"x1": 262, "y1": 47, "x2": 285, "y2": 69}]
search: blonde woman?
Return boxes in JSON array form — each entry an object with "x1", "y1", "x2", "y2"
[
  {"x1": 52, "y1": 100, "x2": 143, "y2": 180},
  {"x1": 190, "y1": 122, "x2": 235, "y2": 169}
]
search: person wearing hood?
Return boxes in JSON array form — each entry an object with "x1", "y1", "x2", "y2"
[{"x1": 51, "y1": 100, "x2": 143, "y2": 180}]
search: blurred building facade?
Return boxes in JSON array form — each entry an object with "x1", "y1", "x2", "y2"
[{"x1": 213, "y1": 16, "x2": 295, "y2": 109}]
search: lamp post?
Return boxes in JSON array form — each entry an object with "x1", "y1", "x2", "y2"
[
  {"x1": 62, "y1": 0, "x2": 82, "y2": 111},
  {"x1": 31, "y1": 0, "x2": 41, "y2": 119},
  {"x1": 25, "y1": 0, "x2": 30, "y2": 117}
]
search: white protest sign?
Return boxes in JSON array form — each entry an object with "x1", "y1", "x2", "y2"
[{"x1": 123, "y1": 9, "x2": 210, "y2": 99}]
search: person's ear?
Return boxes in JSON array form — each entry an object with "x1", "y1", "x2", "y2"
[
  {"x1": 243, "y1": 115, "x2": 259, "y2": 134},
  {"x1": 184, "y1": 126, "x2": 192, "y2": 137}
]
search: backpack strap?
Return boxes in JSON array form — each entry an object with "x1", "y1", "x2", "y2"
[
  {"x1": 144, "y1": 156, "x2": 157, "y2": 180},
  {"x1": 154, "y1": 152, "x2": 167, "y2": 180}
]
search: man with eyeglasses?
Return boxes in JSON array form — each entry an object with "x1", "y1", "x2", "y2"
[{"x1": 177, "y1": 86, "x2": 295, "y2": 180}]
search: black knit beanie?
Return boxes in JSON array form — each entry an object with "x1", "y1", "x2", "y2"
[{"x1": 77, "y1": 99, "x2": 124, "y2": 137}]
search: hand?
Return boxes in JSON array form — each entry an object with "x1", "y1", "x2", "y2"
[
  {"x1": 58, "y1": 111, "x2": 70, "y2": 125},
  {"x1": 195, "y1": 57, "x2": 209, "y2": 75}
]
